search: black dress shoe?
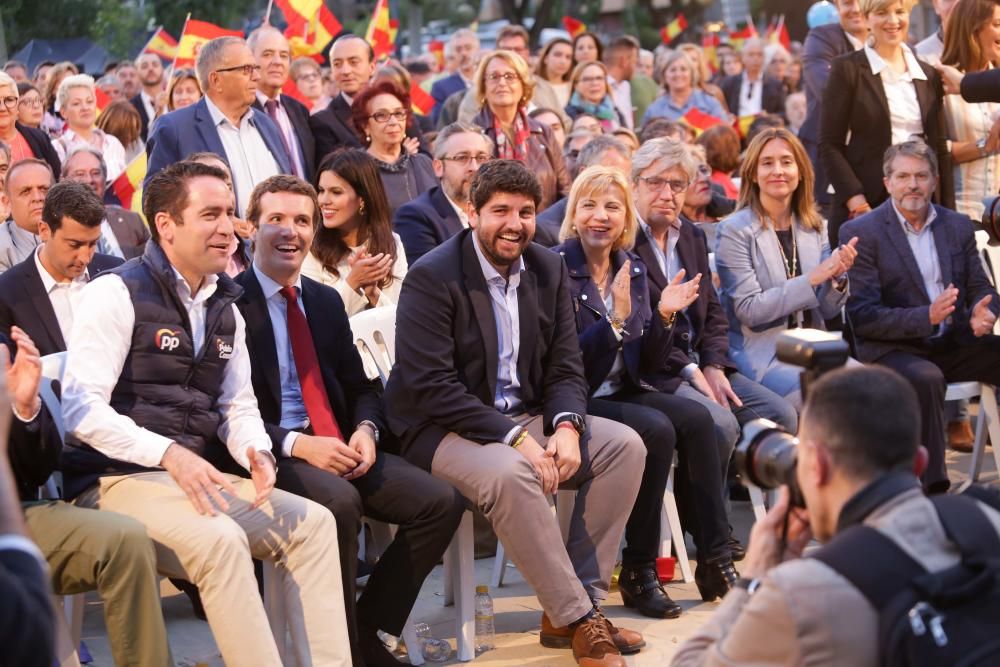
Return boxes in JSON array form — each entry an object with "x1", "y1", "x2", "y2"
[
  {"x1": 727, "y1": 535, "x2": 746, "y2": 562},
  {"x1": 695, "y1": 560, "x2": 739, "y2": 602},
  {"x1": 618, "y1": 566, "x2": 683, "y2": 619}
]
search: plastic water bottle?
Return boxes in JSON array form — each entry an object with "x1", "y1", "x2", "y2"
[
  {"x1": 474, "y1": 584, "x2": 496, "y2": 653},
  {"x1": 411, "y1": 623, "x2": 452, "y2": 662}
]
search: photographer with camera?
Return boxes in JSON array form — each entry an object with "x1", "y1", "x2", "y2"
[{"x1": 672, "y1": 365, "x2": 1000, "y2": 667}]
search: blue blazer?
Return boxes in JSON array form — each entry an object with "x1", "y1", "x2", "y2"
[
  {"x1": 553, "y1": 239, "x2": 674, "y2": 395},
  {"x1": 392, "y1": 186, "x2": 464, "y2": 267},
  {"x1": 841, "y1": 200, "x2": 1000, "y2": 363},
  {"x1": 145, "y1": 98, "x2": 292, "y2": 199},
  {"x1": 430, "y1": 73, "x2": 468, "y2": 124},
  {"x1": 715, "y1": 207, "x2": 847, "y2": 383}
]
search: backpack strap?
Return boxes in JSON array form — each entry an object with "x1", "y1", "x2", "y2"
[
  {"x1": 930, "y1": 493, "x2": 1000, "y2": 562},
  {"x1": 812, "y1": 524, "x2": 925, "y2": 611}
]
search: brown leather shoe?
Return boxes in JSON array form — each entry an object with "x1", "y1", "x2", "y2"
[
  {"x1": 540, "y1": 612, "x2": 645, "y2": 655},
  {"x1": 948, "y1": 420, "x2": 975, "y2": 453},
  {"x1": 570, "y1": 614, "x2": 626, "y2": 666}
]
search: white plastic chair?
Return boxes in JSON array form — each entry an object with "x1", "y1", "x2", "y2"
[
  {"x1": 946, "y1": 382, "x2": 1000, "y2": 482},
  {"x1": 491, "y1": 491, "x2": 570, "y2": 588},
  {"x1": 658, "y1": 453, "x2": 694, "y2": 584},
  {"x1": 349, "y1": 307, "x2": 474, "y2": 662}
]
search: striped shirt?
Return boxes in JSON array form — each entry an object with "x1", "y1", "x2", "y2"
[{"x1": 943, "y1": 86, "x2": 1000, "y2": 220}]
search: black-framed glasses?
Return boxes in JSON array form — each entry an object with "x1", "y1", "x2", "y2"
[
  {"x1": 0, "y1": 96, "x2": 17, "y2": 109},
  {"x1": 638, "y1": 176, "x2": 690, "y2": 193},
  {"x1": 369, "y1": 109, "x2": 407, "y2": 123},
  {"x1": 440, "y1": 153, "x2": 492, "y2": 166},
  {"x1": 215, "y1": 64, "x2": 261, "y2": 77}
]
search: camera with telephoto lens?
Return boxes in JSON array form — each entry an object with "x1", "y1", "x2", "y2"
[
  {"x1": 980, "y1": 195, "x2": 1000, "y2": 246},
  {"x1": 734, "y1": 330, "x2": 850, "y2": 507}
]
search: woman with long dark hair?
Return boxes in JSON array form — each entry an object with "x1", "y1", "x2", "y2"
[{"x1": 301, "y1": 149, "x2": 407, "y2": 316}]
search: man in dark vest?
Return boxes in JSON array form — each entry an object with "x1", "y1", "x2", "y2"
[{"x1": 59, "y1": 161, "x2": 353, "y2": 666}]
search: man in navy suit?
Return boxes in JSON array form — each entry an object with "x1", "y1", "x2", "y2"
[
  {"x1": 430, "y1": 29, "x2": 480, "y2": 125},
  {"x1": 801, "y1": 0, "x2": 867, "y2": 209},
  {"x1": 249, "y1": 26, "x2": 316, "y2": 180},
  {"x1": 842, "y1": 141, "x2": 1000, "y2": 494},
  {"x1": 130, "y1": 52, "x2": 165, "y2": 144},
  {"x1": 145, "y1": 36, "x2": 292, "y2": 216},
  {"x1": 236, "y1": 175, "x2": 464, "y2": 666},
  {"x1": 0, "y1": 181, "x2": 123, "y2": 355},
  {"x1": 718, "y1": 38, "x2": 786, "y2": 118},
  {"x1": 393, "y1": 122, "x2": 492, "y2": 266}
]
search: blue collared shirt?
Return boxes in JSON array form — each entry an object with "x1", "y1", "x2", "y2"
[
  {"x1": 891, "y1": 200, "x2": 942, "y2": 302},
  {"x1": 252, "y1": 264, "x2": 310, "y2": 440},
  {"x1": 641, "y1": 89, "x2": 727, "y2": 126},
  {"x1": 471, "y1": 233, "x2": 525, "y2": 415}
]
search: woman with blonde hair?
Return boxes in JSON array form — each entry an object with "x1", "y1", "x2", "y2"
[
  {"x1": 641, "y1": 51, "x2": 728, "y2": 125},
  {"x1": 554, "y1": 166, "x2": 737, "y2": 610},
  {"x1": 165, "y1": 69, "x2": 202, "y2": 113},
  {"x1": 52, "y1": 74, "x2": 127, "y2": 179},
  {"x1": 677, "y1": 43, "x2": 729, "y2": 112},
  {"x1": 565, "y1": 61, "x2": 627, "y2": 131},
  {"x1": 471, "y1": 50, "x2": 569, "y2": 210},
  {"x1": 716, "y1": 128, "x2": 858, "y2": 408},
  {"x1": 819, "y1": 0, "x2": 952, "y2": 245},
  {"x1": 940, "y1": 0, "x2": 1000, "y2": 219}
]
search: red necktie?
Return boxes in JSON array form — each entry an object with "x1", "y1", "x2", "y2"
[
  {"x1": 279, "y1": 286, "x2": 344, "y2": 439},
  {"x1": 264, "y1": 99, "x2": 299, "y2": 177}
]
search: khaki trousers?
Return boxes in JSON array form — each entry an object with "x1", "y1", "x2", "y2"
[
  {"x1": 23, "y1": 500, "x2": 172, "y2": 667},
  {"x1": 431, "y1": 415, "x2": 644, "y2": 627},
  {"x1": 76, "y1": 472, "x2": 351, "y2": 667}
]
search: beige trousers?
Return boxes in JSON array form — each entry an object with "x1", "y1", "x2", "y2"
[{"x1": 76, "y1": 471, "x2": 351, "y2": 667}]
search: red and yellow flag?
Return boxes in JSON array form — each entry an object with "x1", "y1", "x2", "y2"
[
  {"x1": 660, "y1": 14, "x2": 688, "y2": 44},
  {"x1": 94, "y1": 87, "x2": 111, "y2": 117},
  {"x1": 142, "y1": 27, "x2": 178, "y2": 61},
  {"x1": 111, "y1": 152, "x2": 148, "y2": 213},
  {"x1": 562, "y1": 16, "x2": 587, "y2": 38},
  {"x1": 410, "y1": 82, "x2": 435, "y2": 116},
  {"x1": 681, "y1": 108, "x2": 725, "y2": 137},
  {"x1": 766, "y1": 16, "x2": 791, "y2": 51},
  {"x1": 728, "y1": 22, "x2": 759, "y2": 51},
  {"x1": 428, "y1": 40, "x2": 445, "y2": 71},
  {"x1": 175, "y1": 19, "x2": 243, "y2": 68},
  {"x1": 702, "y1": 31, "x2": 721, "y2": 72},
  {"x1": 365, "y1": 0, "x2": 395, "y2": 61},
  {"x1": 282, "y1": 78, "x2": 312, "y2": 107},
  {"x1": 733, "y1": 114, "x2": 760, "y2": 139},
  {"x1": 277, "y1": 0, "x2": 343, "y2": 59}
]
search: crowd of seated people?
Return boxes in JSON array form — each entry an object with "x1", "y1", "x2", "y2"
[{"x1": 2, "y1": 3, "x2": 1000, "y2": 662}]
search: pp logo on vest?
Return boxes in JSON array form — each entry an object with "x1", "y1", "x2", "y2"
[
  {"x1": 155, "y1": 328, "x2": 181, "y2": 352},
  {"x1": 216, "y1": 338, "x2": 234, "y2": 360}
]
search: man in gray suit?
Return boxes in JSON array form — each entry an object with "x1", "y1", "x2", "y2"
[
  {"x1": 62, "y1": 146, "x2": 150, "y2": 260},
  {"x1": 0, "y1": 159, "x2": 51, "y2": 274}
]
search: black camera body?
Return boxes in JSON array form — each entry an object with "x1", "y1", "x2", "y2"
[{"x1": 735, "y1": 330, "x2": 850, "y2": 507}]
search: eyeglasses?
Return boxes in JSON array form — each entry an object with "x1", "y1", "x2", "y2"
[
  {"x1": 0, "y1": 96, "x2": 18, "y2": 109},
  {"x1": 486, "y1": 72, "x2": 520, "y2": 84},
  {"x1": 440, "y1": 153, "x2": 492, "y2": 166},
  {"x1": 638, "y1": 176, "x2": 690, "y2": 193},
  {"x1": 69, "y1": 169, "x2": 104, "y2": 181},
  {"x1": 18, "y1": 97, "x2": 42, "y2": 109},
  {"x1": 368, "y1": 109, "x2": 407, "y2": 123},
  {"x1": 297, "y1": 72, "x2": 321, "y2": 83},
  {"x1": 215, "y1": 64, "x2": 262, "y2": 77}
]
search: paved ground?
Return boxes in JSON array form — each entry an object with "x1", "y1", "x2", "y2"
[{"x1": 78, "y1": 445, "x2": 999, "y2": 666}]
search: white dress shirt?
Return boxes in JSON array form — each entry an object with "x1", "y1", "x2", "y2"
[
  {"x1": 445, "y1": 193, "x2": 471, "y2": 228},
  {"x1": 62, "y1": 267, "x2": 273, "y2": 471},
  {"x1": 864, "y1": 44, "x2": 927, "y2": 147},
  {"x1": 33, "y1": 247, "x2": 89, "y2": 343},
  {"x1": 256, "y1": 91, "x2": 306, "y2": 178},
  {"x1": 737, "y1": 71, "x2": 764, "y2": 116},
  {"x1": 252, "y1": 264, "x2": 309, "y2": 457},
  {"x1": 52, "y1": 128, "x2": 128, "y2": 181},
  {"x1": 99, "y1": 219, "x2": 125, "y2": 259},
  {"x1": 204, "y1": 96, "x2": 281, "y2": 217},
  {"x1": 140, "y1": 90, "x2": 156, "y2": 123},
  {"x1": 607, "y1": 75, "x2": 634, "y2": 130}
]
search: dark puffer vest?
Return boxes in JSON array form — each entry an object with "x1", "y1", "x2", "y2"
[{"x1": 62, "y1": 242, "x2": 242, "y2": 498}]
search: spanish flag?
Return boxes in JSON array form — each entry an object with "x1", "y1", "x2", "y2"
[
  {"x1": 365, "y1": 0, "x2": 395, "y2": 61},
  {"x1": 142, "y1": 27, "x2": 178, "y2": 61},
  {"x1": 94, "y1": 87, "x2": 111, "y2": 118},
  {"x1": 733, "y1": 114, "x2": 759, "y2": 140},
  {"x1": 175, "y1": 19, "x2": 243, "y2": 68},
  {"x1": 282, "y1": 78, "x2": 311, "y2": 107},
  {"x1": 681, "y1": 108, "x2": 725, "y2": 137},
  {"x1": 562, "y1": 17, "x2": 586, "y2": 38},
  {"x1": 660, "y1": 14, "x2": 688, "y2": 44},
  {"x1": 766, "y1": 15, "x2": 791, "y2": 51},
  {"x1": 111, "y1": 152, "x2": 148, "y2": 214},
  {"x1": 728, "y1": 21, "x2": 758, "y2": 51},
  {"x1": 702, "y1": 31, "x2": 721, "y2": 72},
  {"x1": 428, "y1": 40, "x2": 445, "y2": 71},
  {"x1": 410, "y1": 82, "x2": 435, "y2": 116},
  {"x1": 277, "y1": 0, "x2": 343, "y2": 59}
]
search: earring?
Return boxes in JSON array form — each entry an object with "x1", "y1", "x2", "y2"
[
  {"x1": 365, "y1": 135, "x2": 371, "y2": 143},
  {"x1": 359, "y1": 200, "x2": 366, "y2": 214}
]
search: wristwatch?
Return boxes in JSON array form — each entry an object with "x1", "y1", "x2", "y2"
[
  {"x1": 555, "y1": 413, "x2": 586, "y2": 436},
  {"x1": 357, "y1": 420, "x2": 380, "y2": 444},
  {"x1": 733, "y1": 577, "x2": 762, "y2": 596}
]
